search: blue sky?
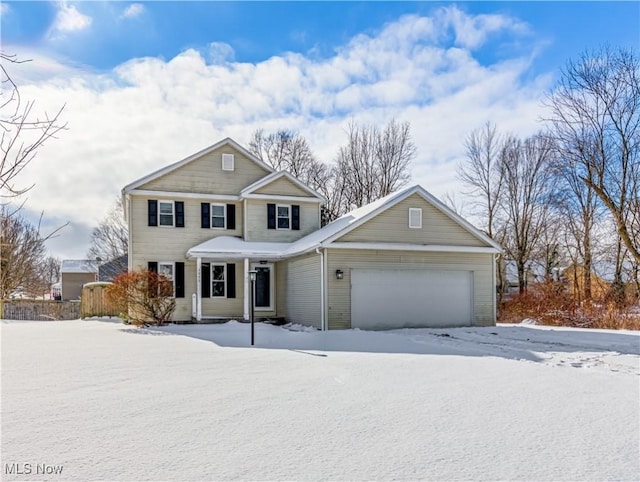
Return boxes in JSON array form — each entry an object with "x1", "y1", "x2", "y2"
[{"x1": 1, "y1": 1, "x2": 638, "y2": 259}]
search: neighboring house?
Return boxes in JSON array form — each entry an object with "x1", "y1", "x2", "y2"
[
  {"x1": 98, "y1": 255, "x2": 128, "y2": 282},
  {"x1": 61, "y1": 260, "x2": 98, "y2": 300},
  {"x1": 122, "y1": 137, "x2": 501, "y2": 329}
]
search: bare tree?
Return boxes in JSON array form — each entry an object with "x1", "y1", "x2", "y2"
[
  {"x1": 0, "y1": 207, "x2": 64, "y2": 298},
  {"x1": 335, "y1": 119, "x2": 416, "y2": 212},
  {"x1": 500, "y1": 134, "x2": 556, "y2": 292},
  {"x1": 87, "y1": 197, "x2": 128, "y2": 271},
  {"x1": 546, "y1": 46, "x2": 640, "y2": 264},
  {"x1": 1, "y1": 53, "x2": 67, "y2": 199},
  {"x1": 37, "y1": 255, "x2": 61, "y2": 297}
]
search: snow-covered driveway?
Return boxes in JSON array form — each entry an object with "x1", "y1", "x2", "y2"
[{"x1": 2, "y1": 319, "x2": 639, "y2": 481}]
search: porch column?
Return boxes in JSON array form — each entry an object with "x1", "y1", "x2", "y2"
[
  {"x1": 243, "y1": 257, "x2": 250, "y2": 321},
  {"x1": 196, "y1": 256, "x2": 202, "y2": 321}
]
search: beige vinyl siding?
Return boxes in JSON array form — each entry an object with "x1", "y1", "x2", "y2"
[
  {"x1": 62, "y1": 273, "x2": 97, "y2": 301},
  {"x1": 129, "y1": 196, "x2": 243, "y2": 321},
  {"x1": 339, "y1": 193, "x2": 486, "y2": 247},
  {"x1": 326, "y1": 249, "x2": 494, "y2": 329},
  {"x1": 140, "y1": 145, "x2": 269, "y2": 194},
  {"x1": 253, "y1": 176, "x2": 312, "y2": 197},
  {"x1": 276, "y1": 262, "x2": 287, "y2": 319},
  {"x1": 201, "y1": 262, "x2": 244, "y2": 318},
  {"x1": 246, "y1": 200, "x2": 319, "y2": 242},
  {"x1": 279, "y1": 253, "x2": 321, "y2": 328}
]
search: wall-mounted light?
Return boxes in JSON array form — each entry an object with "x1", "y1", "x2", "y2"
[{"x1": 335, "y1": 269, "x2": 344, "y2": 280}]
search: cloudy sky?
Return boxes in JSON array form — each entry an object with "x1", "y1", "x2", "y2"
[{"x1": 2, "y1": 1, "x2": 638, "y2": 260}]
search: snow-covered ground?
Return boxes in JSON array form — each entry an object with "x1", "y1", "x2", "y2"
[{"x1": 1, "y1": 319, "x2": 638, "y2": 481}]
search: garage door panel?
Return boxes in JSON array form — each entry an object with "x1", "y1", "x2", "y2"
[{"x1": 351, "y1": 269, "x2": 473, "y2": 330}]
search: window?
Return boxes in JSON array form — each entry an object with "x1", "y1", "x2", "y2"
[
  {"x1": 211, "y1": 264, "x2": 226, "y2": 297},
  {"x1": 158, "y1": 262, "x2": 175, "y2": 295},
  {"x1": 409, "y1": 208, "x2": 422, "y2": 229},
  {"x1": 222, "y1": 153, "x2": 235, "y2": 171},
  {"x1": 159, "y1": 201, "x2": 174, "y2": 226},
  {"x1": 211, "y1": 204, "x2": 226, "y2": 229},
  {"x1": 277, "y1": 205, "x2": 290, "y2": 230}
]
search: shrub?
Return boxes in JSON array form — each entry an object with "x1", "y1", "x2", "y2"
[
  {"x1": 105, "y1": 270, "x2": 176, "y2": 327},
  {"x1": 499, "y1": 281, "x2": 640, "y2": 330}
]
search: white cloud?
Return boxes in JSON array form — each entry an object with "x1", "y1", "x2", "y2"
[
  {"x1": 1, "y1": 3, "x2": 10, "y2": 15},
  {"x1": 12, "y1": 6, "x2": 551, "y2": 258},
  {"x1": 122, "y1": 3, "x2": 144, "y2": 19},
  {"x1": 48, "y1": 1, "x2": 92, "y2": 38}
]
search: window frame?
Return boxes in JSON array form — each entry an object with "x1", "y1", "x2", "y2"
[
  {"x1": 221, "y1": 153, "x2": 235, "y2": 171},
  {"x1": 211, "y1": 263, "x2": 226, "y2": 298},
  {"x1": 276, "y1": 204, "x2": 291, "y2": 230},
  {"x1": 158, "y1": 262, "x2": 175, "y2": 296},
  {"x1": 158, "y1": 200, "x2": 175, "y2": 227},
  {"x1": 210, "y1": 203, "x2": 226, "y2": 230},
  {"x1": 408, "y1": 207, "x2": 422, "y2": 229}
]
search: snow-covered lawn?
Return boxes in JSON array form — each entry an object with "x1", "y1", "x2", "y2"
[{"x1": 1, "y1": 319, "x2": 638, "y2": 481}]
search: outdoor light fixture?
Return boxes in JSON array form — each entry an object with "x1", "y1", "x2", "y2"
[
  {"x1": 335, "y1": 269, "x2": 344, "y2": 280},
  {"x1": 248, "y1": 270, "x2": 258, "y2": 345}
]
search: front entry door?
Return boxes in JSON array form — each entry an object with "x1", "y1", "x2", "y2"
[{"x1": 251, "y1": 263, "x2": 274, "y2": 311}]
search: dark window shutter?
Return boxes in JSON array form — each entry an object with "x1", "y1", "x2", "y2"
[
  {"x1": 292, "y1": 205, "x2": 300, "y2": 231},
  {"x1": 227, "y1": 204, "x2": 236, "y2": 230},
  {"x1": 148, "y1": 200, "x2": 158, "y2": 226},
  {"x1": 227, "y1": 263, "x2": 236, "y2": 298},
  {"x1": 175, "y1": 202, "x2": 185, "y2": 228},
  {"x1": 201, "y1": 203, "x2": 210, "y2": 228},
  {"x1": 267, "y1": 203, "x2": 276, "y2": 229},
  {"x1": 148, "y1": 261, "x2": 158, "y2": 272},
  {"x1": 147, "y1": 261, "x2": 158, "y2": 297},
  {"x1": 201, "y1": 263, "x2": 210, "y2": 298},
  {"x1": 175, "y1": 262, "x2": 185, "y2": 298}
]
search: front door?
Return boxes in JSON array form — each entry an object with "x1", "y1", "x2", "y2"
[{"x1": 251, "y1": 263, "x2": 274, "y2": 311}]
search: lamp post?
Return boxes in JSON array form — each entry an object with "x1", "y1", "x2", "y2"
[{"x1": 248, "y1": 270, "x2": 257, "y2": 346}]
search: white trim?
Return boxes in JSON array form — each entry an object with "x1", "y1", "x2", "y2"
[
  {"x1": 242, "y1": 193, "x2": 324, "y2": 203},
  {"x1": 316, "y1": 248, "x2": 327, "y2": 331},
  {"x1": 326, "y1": 242, "x2": 501, "y2": 254},
  {"x1": 211, "y1": 263, "x2": 227, "y2": 298},
  {"x1": 241, "y1": 170, "x2": 326, "y2": 202},
  {"x1": 210, "y1": 203, "x2": 226, "y2": 229},
  {"x1": 493, "y1": 253, "x2": 499, "y2": 324},
  {"x1": 221, "y1": 153, "x2": 235, "y2": 171},
  {"x1": 126, "y1": 194, "x2": 132, "y2": 271},
  {"x1": 250, "y1": 263, "x2": 275, "y2": 311},
  {"x1": 122, "y1": 137, "x2": 273, "y2": 194},
  {"x1": 243, "y1": 258, "x2": 249, "y2": 321},
  {"x1": 128, "y1": 189, "x2": 241, "y2": 201},
  {"x1": 196, "y1": 257, "x2": 202, "y2": 321},
  {"x1": 408, "y1": 207, "x2": 422, "y2": 229},
  {"x1": 276, "y1": 204, "x2": 291, "y2": 230}
]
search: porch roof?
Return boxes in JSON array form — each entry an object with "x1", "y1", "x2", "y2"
[{"x1": 187, "y1": 236, "x2": 292, "y2": 260}]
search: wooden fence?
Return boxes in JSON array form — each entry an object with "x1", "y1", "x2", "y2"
[
  {"x1": 80, "y1": 282, "x2": 120, "y2": 318},
  {"x1": 1, "y1": 300, "x2": 81, "y2": 321}
]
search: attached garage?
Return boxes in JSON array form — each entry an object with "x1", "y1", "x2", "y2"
[{"x1": 350, "y1": 269, "x2": 473, "y2": 330}]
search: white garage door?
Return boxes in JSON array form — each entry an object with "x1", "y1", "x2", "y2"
[{"x1": 351, "y1": 269, "x2": 473, "y2": 330}]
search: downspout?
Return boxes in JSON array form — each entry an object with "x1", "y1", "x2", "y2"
[
  {"x1": 316, "y1": 247, "x2": 327, "y2": 331},
  {"x1": 493, "y1": 252, "x2": 499, "y2": 324}
]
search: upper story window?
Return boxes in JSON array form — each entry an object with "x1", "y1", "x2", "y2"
[
  {"x1": 201, "y1": 203, "x2": 236, "y2": 230},
  {"x1": 222, "y1": 153, "x2": 235, "y2": 171},
  {"x1": 267, "y1": 203, "x2": 299, "y2": 231},
  {"x1": 409, "y1": 208, "x2": 422, "y2": 229},
  {"x1": 148, "y1": 200, "x2": 184, "y2": 227},
  {"x1": 211, "y1": 204, "x2": 226, "y2": 229},
  {"x1": 159, "y1": 201, "x2": 175, "y2": 226},
  {"x1": 277, "y1": 205, "x2": 290, "y2": 230}
]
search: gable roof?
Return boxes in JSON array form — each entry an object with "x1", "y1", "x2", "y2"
[
  {"x1": 241, "y1": 171, "x2": 327, "y2": 202},
  {"x1": 61, "y1": 259, "x2": 98, "y2": 274},
  {"x1": 122, "y1": 137, "x2": 274, "y2": 194},
  {"x1": 186, "y1": 185, "x2": 502, "y2": 260}
]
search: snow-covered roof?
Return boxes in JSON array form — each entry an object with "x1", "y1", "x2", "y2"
[
  {"x1": 187, "y1": 185, "x2": 502, "y2": 260},
  {"x1": 240, "y1": 171, "x2": 327, "y2": 203},
  {"x1": 61, "y1": 259, "x2": 98, "y2": 274}
]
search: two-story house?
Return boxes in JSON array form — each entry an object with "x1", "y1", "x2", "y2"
[{"x1": 122, "y1": 137, "x2": 501, "y2": 330}]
